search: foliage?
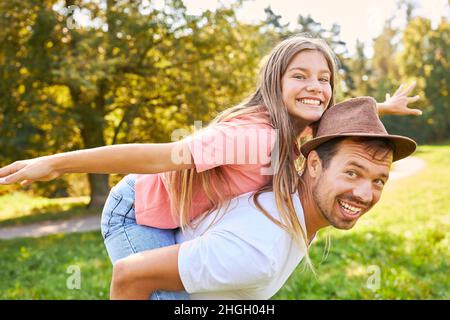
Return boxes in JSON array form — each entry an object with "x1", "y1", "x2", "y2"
[{"x1": 0, "y1": 1, "x2": 448, "y2": 198}]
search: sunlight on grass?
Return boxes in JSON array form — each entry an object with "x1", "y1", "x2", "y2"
[{"x1": 0, "y1": 192, "x2": 92, "y2": 227}]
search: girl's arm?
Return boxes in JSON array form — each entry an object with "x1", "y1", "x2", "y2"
[
  {"x1": 110, "y1": 244, "x2": 184, "y2": 300},
  {"x1": 377, "y1": 82, "x2": 422, "y2": 116},
  {"x1": 0, "y1": 141, "x2": 194, "y2": 186}
]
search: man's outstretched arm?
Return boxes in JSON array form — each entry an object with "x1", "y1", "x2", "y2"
[{"x1": 110, "y1": 244, "x2": 184, "y2": 300}]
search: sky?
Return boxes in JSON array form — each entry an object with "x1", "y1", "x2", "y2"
[{"x1": 182, "y1": 0, "x2": 449, "y2": 56}]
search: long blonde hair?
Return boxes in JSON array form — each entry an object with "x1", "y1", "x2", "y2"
[{"x1": 164, "y1": 35, "x2": 338, "y2": 270}]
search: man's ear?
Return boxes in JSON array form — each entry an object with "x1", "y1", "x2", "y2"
[{"x1": 306, "y1": 150, "x2": 323, "y2": 178}]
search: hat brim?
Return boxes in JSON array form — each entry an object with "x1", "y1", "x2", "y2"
[{"x1": 300, "y1": 133, "x2": 417, "y2": 162}]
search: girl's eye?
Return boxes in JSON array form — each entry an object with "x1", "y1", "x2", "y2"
[
  {"x1": 294, "y1": 75, "x2": 305, "y2": 80},
  {"x1": 320, "y1": 78, "x2": 330, "y2": 82}
]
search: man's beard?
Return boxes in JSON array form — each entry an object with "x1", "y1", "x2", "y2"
[{"x1": 312, "y1": 176, "x2": 356, "y2": 230}]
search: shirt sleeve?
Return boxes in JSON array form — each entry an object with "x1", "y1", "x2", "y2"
[
  {"x1": 186, "y1": 121, "x2": 277, "y2": 173},
  {"x1": 178, "y1": 230, "x2": 277, "y2": 294}
]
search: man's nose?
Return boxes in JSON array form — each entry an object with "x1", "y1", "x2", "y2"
[{"x1": 352, "y1": 181, "x2": 373, "y2": 204}]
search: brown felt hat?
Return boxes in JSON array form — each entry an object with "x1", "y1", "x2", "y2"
[{"x1": 300, "y1": 97, "x2": 417, "y2": 162}]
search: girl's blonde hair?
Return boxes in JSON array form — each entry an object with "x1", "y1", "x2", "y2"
[{"x1": 164, "y1": 34, "x2": 338, "y2": 271}]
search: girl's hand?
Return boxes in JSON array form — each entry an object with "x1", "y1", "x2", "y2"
[
  {"x1": 0, "y1": 156, "x2": 61, "y2": 186},
  {"x1": 378, "y1": 82, "x2": 422, "y2": 116}
]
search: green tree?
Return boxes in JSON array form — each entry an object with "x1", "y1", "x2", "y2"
[
  {"x1": 0, "y1": 0, "x2": 266, "y2": 206},
  {"x1": 370, "y1": 19, "x2": 401, "y2": 102},
  {"x1": 399, "y1": 17, "x2": 449, "y2": 141},
  {"x1": 347, "y1": 39, "x2": 373, "y2": 97}
]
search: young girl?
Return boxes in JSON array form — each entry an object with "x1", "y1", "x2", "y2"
[{"x1": 0, "y1": 35, "x2": 420, "y2": 300}]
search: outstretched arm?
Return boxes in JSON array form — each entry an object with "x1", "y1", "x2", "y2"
[
  {"x1": 377, "y1": 82, "x2": 422, "y2": 116},
  {"x1": 0, "y1": 141, "x2": 194, "y2": 186},
  {"x1": 110, "y1": 244, "x2": 184, "y2": 300}
]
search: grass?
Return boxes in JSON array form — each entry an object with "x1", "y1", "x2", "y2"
[
  {"x1": 0, "y1": 192, "x2": 96, "y2": 228},
  {"x1": 0, "y1": 144, "x2": 448, "y2": 299},
  {"x1": 0, "y1": 232, "x2": 110, "y2": 299}
]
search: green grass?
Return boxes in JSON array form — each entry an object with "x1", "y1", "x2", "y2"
[
  {"x1": 0, "y1": 232, "x2": 110, "y2": 299},
  {"x1": 0, "y1": 192, "x2": 96, "y2": 227},
  {"x1": 0, "y1": 144, "x2": 448, "y2": 299}
]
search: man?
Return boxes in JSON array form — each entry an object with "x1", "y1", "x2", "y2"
[{"x1": 109, "y1": 96, "x2": 417, "y2": 299}]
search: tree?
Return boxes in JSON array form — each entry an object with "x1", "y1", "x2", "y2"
[
  {"x1": 398, "y1": 17, "x2": 449, "y2": 142},
  {"x1": 0, "y1": 0, "x2": 266, "y2": 206},
  {"x1": 347, "y1": 39, "x2": 373, "y2": 97},
  {"x1": 370, "y1": 19, "x2": 401, "y2": 102}
]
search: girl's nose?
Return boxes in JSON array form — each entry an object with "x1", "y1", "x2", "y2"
[{"x1": 306, "y1": 80, "x2": 322, "y2": 93}]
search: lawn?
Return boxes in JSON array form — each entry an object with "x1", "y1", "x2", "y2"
[
  {"x1": 0, "y1": 192, "x2": 95, "y2": 228},
  {"x1": 0, "y1": 144, "x2": 448, "y2": 299}
]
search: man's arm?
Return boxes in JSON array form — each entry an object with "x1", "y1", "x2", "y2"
[
  {"x1": 109, "y1": 229, "x2": 279, "y2": 299},
  {"x1": 110, "y1": 244, "x2": 184, "y2": 300}
]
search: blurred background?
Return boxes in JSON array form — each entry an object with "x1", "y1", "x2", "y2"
[{"x1": 0, "y1": 0, "x2": 448, "y2": 299}]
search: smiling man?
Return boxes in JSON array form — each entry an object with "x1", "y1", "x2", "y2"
[{"x1": 110, "y1": 97, "x2": 417, "y2": 300}]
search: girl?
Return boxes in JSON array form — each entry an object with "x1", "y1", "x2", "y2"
[{"x1": 0, "y1": 35, "x2": 420, "y2": 299}]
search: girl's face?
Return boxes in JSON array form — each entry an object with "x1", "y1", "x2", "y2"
[{"x1": 281, "y1": 50, "x2": 332, "y2": 128}]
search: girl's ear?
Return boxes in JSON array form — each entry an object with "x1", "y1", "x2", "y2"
[{"x1": 306, "y1": 150, "x2": 322, "y2": 178}]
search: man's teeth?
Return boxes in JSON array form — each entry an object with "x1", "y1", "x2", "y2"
[
  {"x1": 298, "y1": 98, "x2": 321, "y2": 106},
  {"x1": 338, "y1": 199, "x2": 362, "y2": 215}
]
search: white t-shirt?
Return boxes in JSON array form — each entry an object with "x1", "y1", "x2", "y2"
[{"x1": 175, "y1": 191, "x2": 309, "y2": 300}]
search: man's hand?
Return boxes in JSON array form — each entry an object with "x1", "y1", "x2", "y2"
[
  {"x1": 378, "y1": 82, "x2": 422, "y2": 116},
  {"x1": 0, "y1": 156, "x2": 61, "y2": 186}
]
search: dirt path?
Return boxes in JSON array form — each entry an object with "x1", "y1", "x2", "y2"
[
  {"x1": 389, "y1": 156, "x2": 426, "y2": 181},
  {"x1": 0, "y1": 214, "x2": 101, "y2": 240},
  {"x1": 0, "y1": 156, "x2": 427, "y2": 240}
]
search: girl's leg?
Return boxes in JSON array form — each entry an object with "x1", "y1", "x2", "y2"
[{"x1": 100, "y1": 174, "x2": 189, "y2": 300}]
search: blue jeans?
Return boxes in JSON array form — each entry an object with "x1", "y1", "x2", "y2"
[{"x1": 101, "y1": 174, "x2": 190, "y2": 300}]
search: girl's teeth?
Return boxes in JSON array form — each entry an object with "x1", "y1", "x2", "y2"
[{"x1": 299, "y1": 99, "x2": 321, "y2": 105}]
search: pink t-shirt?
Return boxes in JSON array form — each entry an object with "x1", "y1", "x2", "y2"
[{"x1": 134, "y1": 111, "x2": 278, "y2": 229}]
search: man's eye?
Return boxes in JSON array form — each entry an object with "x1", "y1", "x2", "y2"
[
  {"x1": 346, "y1": 171, "x2": 356, "y2": 177},
  {"x1": 374, "y1": 179, "x2": 385, "y2": 187}
]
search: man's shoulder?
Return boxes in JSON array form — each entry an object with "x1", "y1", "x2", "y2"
[
  {"x1": 177, "y1": 191, "x2": 304, "y2": 244},
  {"x1": 213, "y1": 191, "x2": 304, "y2": 234},
  {"x1": 235, "y1": 190, "x2": 303, "y2": 219}
]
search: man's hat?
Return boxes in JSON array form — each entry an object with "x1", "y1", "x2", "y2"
[{"x1": 300, "y1": 97, "x2": 417, "y2": 161}]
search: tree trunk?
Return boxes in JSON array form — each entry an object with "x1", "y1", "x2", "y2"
[
  {"x1": 82, "y1": 113, "x2": 110, "y2": 209},
  {"x1": 75, "y1": 97, "x2": 110, "y2": 209},
  {"x1": 87, "y1": 173, "x2": 110, "y2": 209}
]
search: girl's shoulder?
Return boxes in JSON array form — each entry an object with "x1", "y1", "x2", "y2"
[{"x1": 221, "y1": 106, "x2": 273, "y2": 129}]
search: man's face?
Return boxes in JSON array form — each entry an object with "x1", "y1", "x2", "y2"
[{"x1": 311, "y1": 140, "x2": 393, "y2": 230}]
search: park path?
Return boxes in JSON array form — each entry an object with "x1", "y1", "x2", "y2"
[{"x1": 0, "y1": 156, "x2": 426, "y2": 240}]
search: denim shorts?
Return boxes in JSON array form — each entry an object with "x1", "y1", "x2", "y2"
[{"x1": 101, "y1": 174, "x2": 189, "y2": 300}]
